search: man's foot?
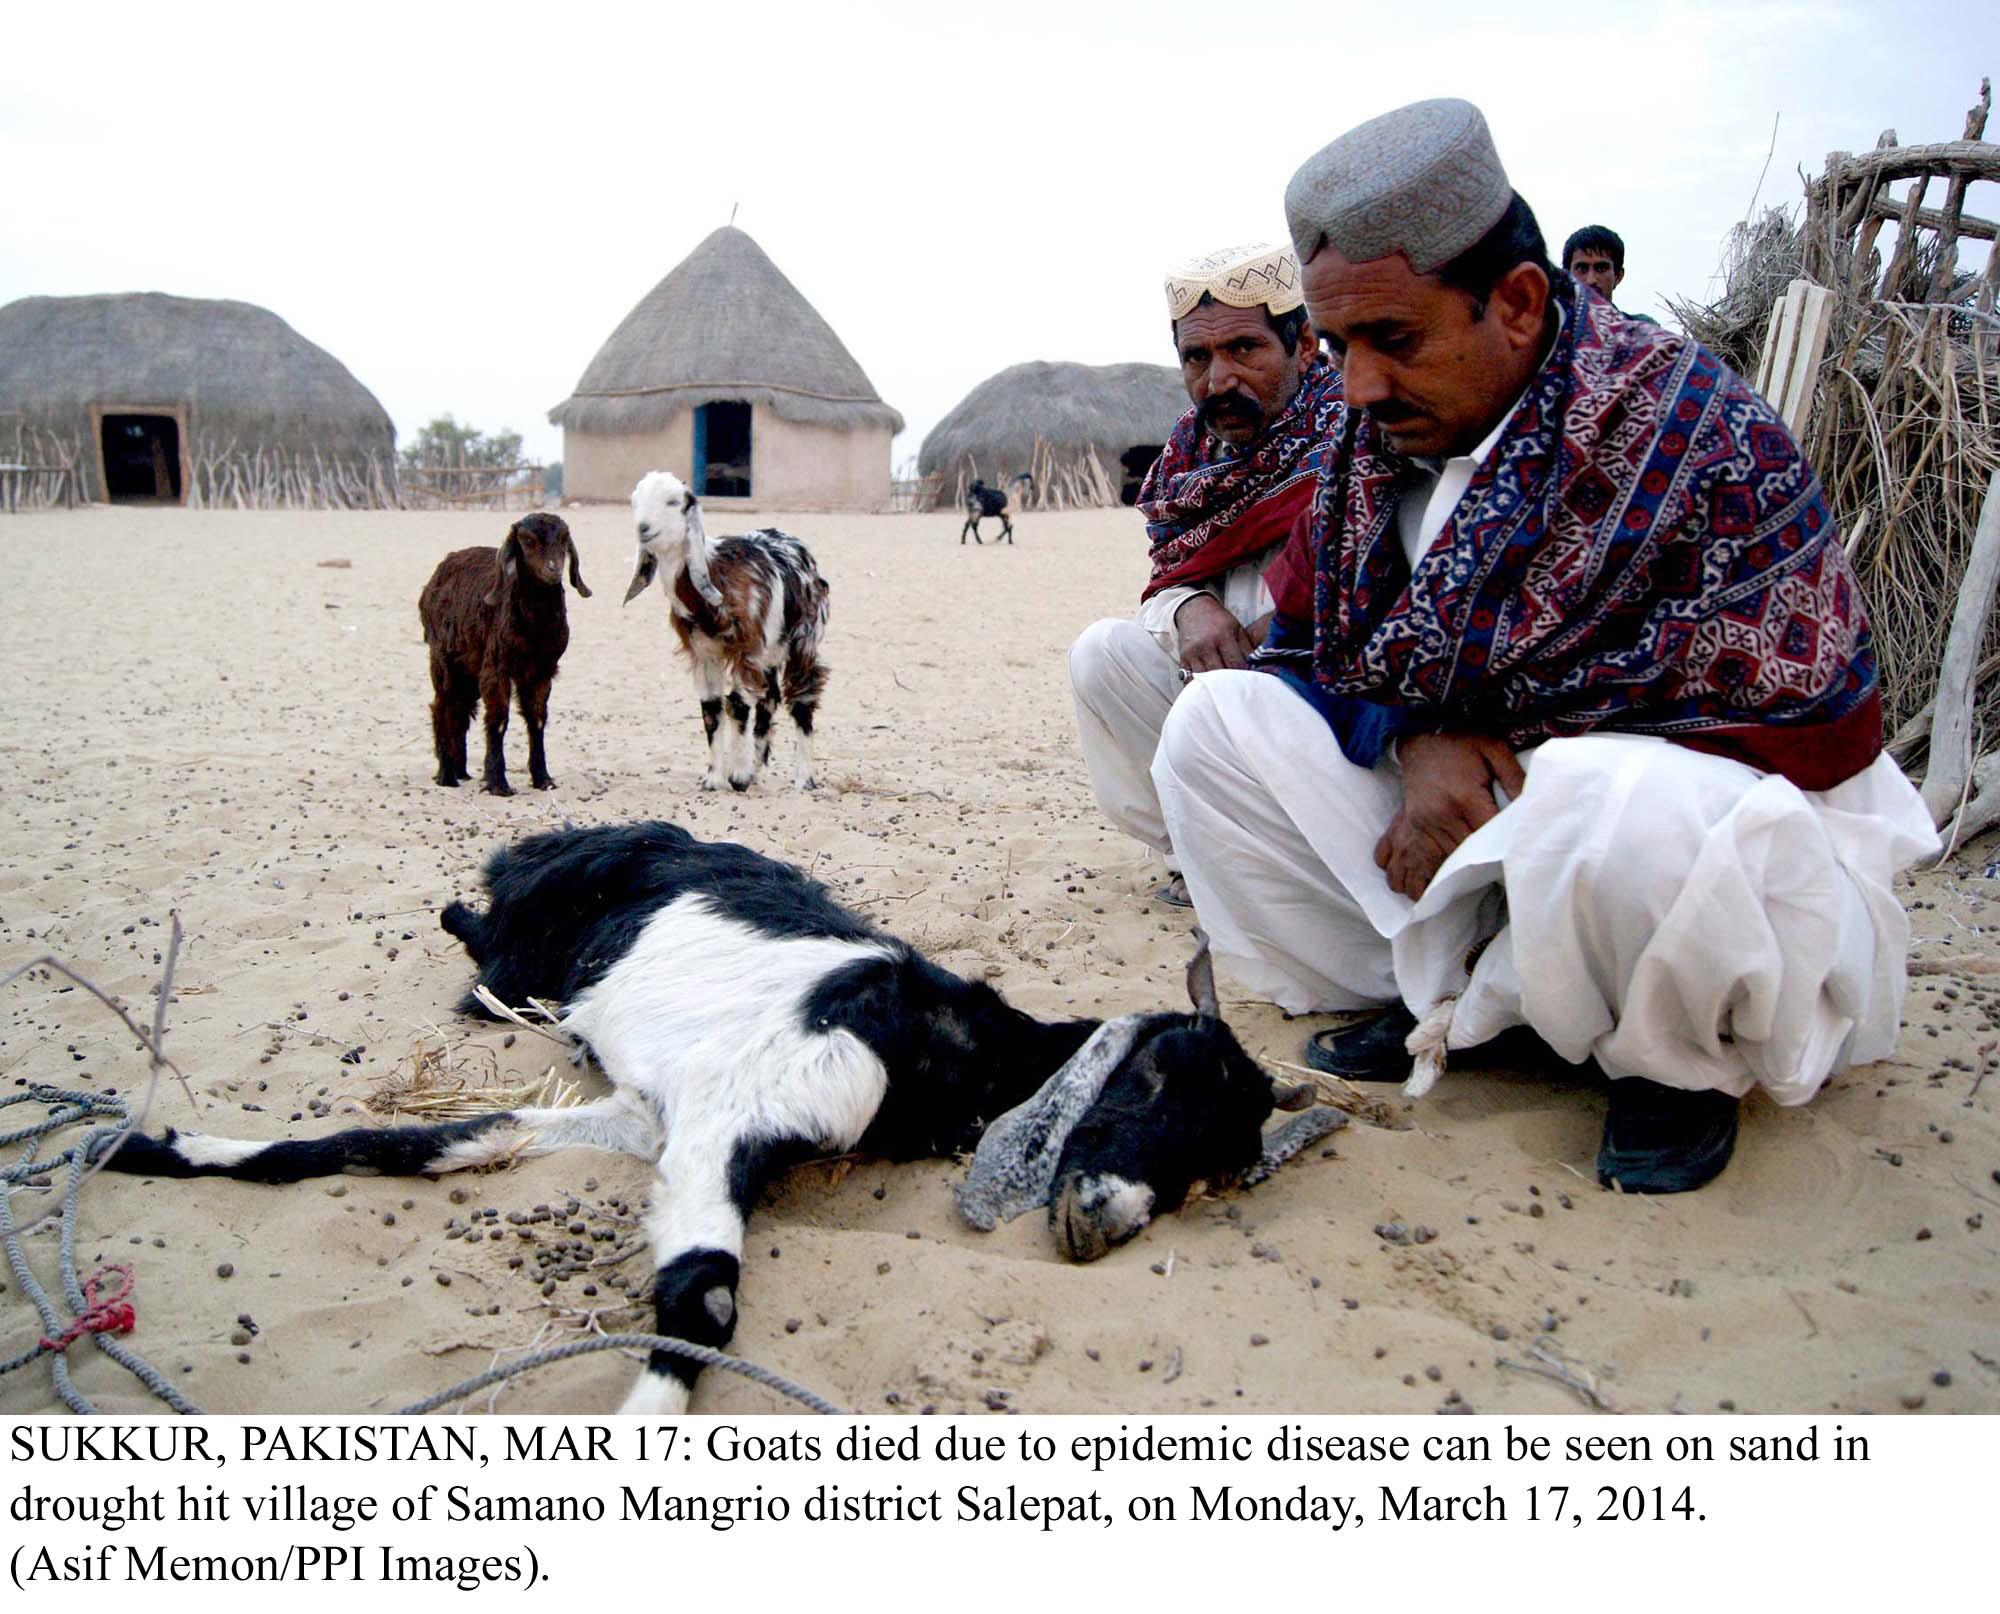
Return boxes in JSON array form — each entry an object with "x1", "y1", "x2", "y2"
[
  {"x1": 1596, "y1": 1078, "x2": 1740, "y2": 1194},
  {"x1": 1153, "y1": 876, "x2": 1193, "y2": 908},
  {"x1": 1304, "y1": 1002, "x2": 1418, "y2": 1082}
]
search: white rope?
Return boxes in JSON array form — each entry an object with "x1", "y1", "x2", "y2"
[{"x1": 1401, "y1": 995, "x2": 1458, "y2": 1100}]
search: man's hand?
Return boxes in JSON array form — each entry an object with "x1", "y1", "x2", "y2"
[
  {"x1": 1176, "y1": 594, "x2": 1260, "y2": 673},
  {"x1": 1374, "y1": 732, "x2": 1527, "y2": 899}
]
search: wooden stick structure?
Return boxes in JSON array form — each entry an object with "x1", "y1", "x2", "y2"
[{"x1": 1675, "y1": 80, "x2": 2000, "y2": 842}]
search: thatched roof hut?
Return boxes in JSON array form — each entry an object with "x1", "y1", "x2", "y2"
[
  {"x1": 0, "y1": 292, "x2": 397, "y2": 508},
  {"x1": 550, "y1": 227, "x2": 902, "y2": 508},
  {"x1": 918, "y1": 360, "x2": 1189, "y2": 509}
]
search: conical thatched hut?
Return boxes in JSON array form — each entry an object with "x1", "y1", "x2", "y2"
[
  {"x1": 0, "y1": 292, "x2": 397, "y2": 508},
  {"x1": 918, "y1": 361, "x2": 1189, "y2": 509},
  {"x1": 550, "y1": 227, "x2": 902, "y2": 509}
]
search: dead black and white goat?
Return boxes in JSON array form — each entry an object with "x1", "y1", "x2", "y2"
[
  {"x1": 960, "y1": 472, "x2": 1033, "y2": 545},
  {"x1": 624, "y1": 470, "x2": 828, "y2": 791},
  {"x1": 100, "y1": 821, "x2": 1340, "y2": 1413}
]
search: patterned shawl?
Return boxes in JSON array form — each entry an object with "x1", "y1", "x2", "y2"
[
  {"x1": 1278, "y1": 279, "x2": 1879, "y2": 790},
  {"x1": 1137, "y1": 355, "x2": 1344, "y2": 602}
]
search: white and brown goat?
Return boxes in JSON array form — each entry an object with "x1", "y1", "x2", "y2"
[{"x1": 623, "y1": 471, "x2": 828, "y2": 791}]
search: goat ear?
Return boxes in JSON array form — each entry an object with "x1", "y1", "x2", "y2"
[
  {"x1": 1184, "y1": 926, "x2": 1219, "y2": 1019},
  {"x1": 566, "y1": 533, "x2": 592, "y2": 597},
  {"x1": 683, "y1": 497, "x2": 724, "y2": 608},
  {"x1": 484, "y1": 529, "x2": 520, "y2": 608},
  {"x1": 622, "y1": 549, "x2": 657, "y2": 605}
]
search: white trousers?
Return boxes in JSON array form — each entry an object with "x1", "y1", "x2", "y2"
[
  {"x1": 1068, "y1": 617, "x2": 1186, "y2": 865},
  {"x1": 1152, "y1": 671, "x2": 1939, "y2": 1104}
]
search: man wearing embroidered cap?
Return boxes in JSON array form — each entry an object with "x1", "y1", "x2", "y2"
[
  {"x1": 1151, "y1": 99, "x2": 1935, "y2": 1192},
  {"x1": 1069, "y1": 241, "x2": 1342, "y2": 907}
]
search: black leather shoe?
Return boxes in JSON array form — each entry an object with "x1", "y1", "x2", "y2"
[
  {"x1": 1304, "y1": 1002, "x2": 1418, "y2": 1082},
  {"x1": 1596, "y1": 1078, "x2": 1740, "y2": 1194}
]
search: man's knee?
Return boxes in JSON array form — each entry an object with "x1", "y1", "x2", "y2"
[
  {"x1": 1068, "y1": 617, "x2": 1161, "y2": 705},
  {"x1": 1153, "y1": 675, "x2": 1230, "y2": 789},
  {"x1": 1525, "y1": 737, "x2": 1770, "y2": 921}
]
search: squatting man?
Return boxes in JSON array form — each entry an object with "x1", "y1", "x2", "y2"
[
  {"x1": 1069, "y1": 240, "x2": 1342, "y2": 907},
  {"x1": 1142, "y1": 99, "x2": 1934, "y2": 1193}
]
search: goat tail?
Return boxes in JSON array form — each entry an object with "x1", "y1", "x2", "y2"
[{"x1": 440, "y1": 899, "x2": 488, "y2": 957}]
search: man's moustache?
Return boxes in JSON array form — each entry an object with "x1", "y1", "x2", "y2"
[
  {"x1": 1366, "y1": 401, "x2": 1421, "y2": 427},
  {"x1": 1198, "y1": 395, "x2": 1263, "y2": 430}
]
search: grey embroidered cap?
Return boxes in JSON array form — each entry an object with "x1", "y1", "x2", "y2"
[{"x1": 1284, "y1": 98, "x2": 1512, "y2": 274}]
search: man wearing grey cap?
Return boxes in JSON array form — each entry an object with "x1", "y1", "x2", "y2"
[
  {"x1": 1069, "y1": 241, "x2": 1342, "y2": 908},
  {"x1": 1150, "y1": 100, "x2": 1933, "y2": 1193}
]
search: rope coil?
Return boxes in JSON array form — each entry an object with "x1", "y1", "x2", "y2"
[
  {"x1": 6, "y1": 1086, "x2": 843, "y2": 1416},
  {"x1": 2, "y1": 1086, "x2": 200, "y2": 1414}
]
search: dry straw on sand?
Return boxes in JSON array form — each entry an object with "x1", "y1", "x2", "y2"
[{"x1": 365, "y1": 996, "x2": 582, "y2": 1124}]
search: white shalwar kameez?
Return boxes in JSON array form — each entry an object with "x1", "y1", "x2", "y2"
[
  {"x1": 1068, "y1": 559, "x2": 1274, "y2": 867},
  {"x1": 1152, "y1": 670, "x2": 1938, "y2": 1104}
]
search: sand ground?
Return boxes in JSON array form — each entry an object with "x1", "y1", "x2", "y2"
[{"x1": 1, "y1": 502, "x2": 1995, "y2": 1417}]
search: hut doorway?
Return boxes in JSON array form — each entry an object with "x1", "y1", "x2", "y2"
[
  {"x1": 693, "y1": 401, "x2": 751, "y2": 497},
  {"x1": 100, "y1": 414, "x2": 183, "y2": 503},
  {"x1": 1119, "y1": 444, "x2": 1162, "y2": 506}
]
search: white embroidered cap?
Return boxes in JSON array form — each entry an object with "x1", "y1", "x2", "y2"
[{"x1": 1165, "y1": 241, "x2": 1304, "y2": 322}]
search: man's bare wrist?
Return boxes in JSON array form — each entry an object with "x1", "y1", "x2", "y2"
[{"x1": 1172, "y1": 590, "x2": 1219, "y2": 627}]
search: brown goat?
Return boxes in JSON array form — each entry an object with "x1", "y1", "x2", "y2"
[{"x1": 419, "y1": 513, "x2": 590, "y2": 795}]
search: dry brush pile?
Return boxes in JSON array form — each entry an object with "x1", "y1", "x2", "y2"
[{"x1": 1669, "y1": 80, "x2": 2000, "y2": 853}]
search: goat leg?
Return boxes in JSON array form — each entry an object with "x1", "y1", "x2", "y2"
[
  {"x1": 433, "y1": 698, "x2": 466, "y2": 787},
  {"x1": 621, "y1": 1129, "x2": 813, "y2": 1415},
  {"x1": 95, "y1": 1091, "x2": 662, "y2": 1185},
  {"x1": 789, "y1": 700, "x2": 818, "y2": 792},
  {"x1": 723, "y1": 691, "x2": 756, "y2": 792},
  {"x1": 753, "y1": 671, "x2": 779, "y2": 773},
  {"x1": 521, "y1": 678, "x2": 555, "y2": 790},
  {"x1": 481, "y1": 679, "x2": 514, "y2": 796},
  {"x1": 692, "y1": 652, "x2": 732, "y2": 791},
  {"x1": 429, "y1": 654, "x2": 465, "y2": 786},
  {"x1": 697, "y1": 698, "x2": 725, "y2": 791},
  {"x1": 1239, "y1": 1106, "x2": 1348, "y2": 1188}
]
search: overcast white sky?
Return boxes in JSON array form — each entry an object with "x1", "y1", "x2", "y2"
[{"x1": 3, "y1": 1, "x2": 1991, "y2": 468}]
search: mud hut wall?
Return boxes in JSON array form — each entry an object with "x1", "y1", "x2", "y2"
[
  {"x1": 562, "y1": 415, "x2": 694, "y2": 504},
  {"x1": 748, "y1": 415, "x2": 892, "y2": 510},
  {"x1": 563, "y1": 411, "x2": 891, "y2": 510}
]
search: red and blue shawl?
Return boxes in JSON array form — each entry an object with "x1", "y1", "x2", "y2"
[
  {"x1": 1137, "y1": 355, "x2": 1343, "y2": 604},
  {"x1": 1265, "y1": 280, "x2": 1879, "y2": 791}
]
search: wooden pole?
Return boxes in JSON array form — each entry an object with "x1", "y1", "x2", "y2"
[
  {"x1": 1921, "y1": 464, "x2": 2000, "y2": 825},
  {"x1": 1926, "y1": 87, "x2": 1985, "y2": 299}
]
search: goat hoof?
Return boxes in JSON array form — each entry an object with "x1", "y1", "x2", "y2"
[
  {"x1": 727, "y1": 774, "x2": 753, "y2": 793},
  {"x1": 484, "y1": 781, "x2": 514, "y2": 797},
  {"x1": 435, "y1": 774, "x2": 459, "y2": 788},
  {"x1": 533, "y1": 777, "x2": 556, "y2": 791},
  {"x1": 794, "y1": 776, "x2": 818, "y2": 792},
  {"x1": 698, "y1": 772, "x2": 722, "y2": 792}
]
